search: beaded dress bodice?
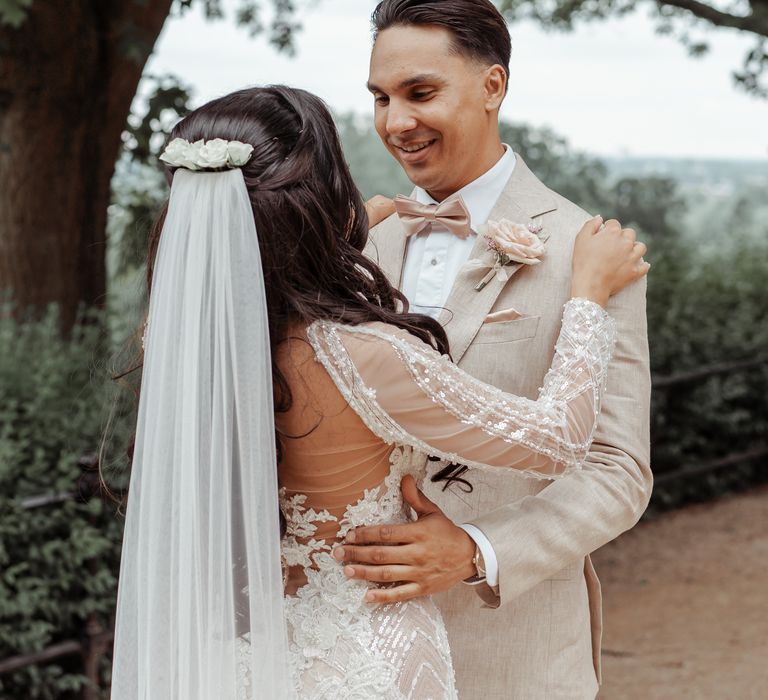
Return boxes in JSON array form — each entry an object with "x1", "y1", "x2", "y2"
[{"x1": 271, "y1": 299, "x2": 616, "y2": 699}]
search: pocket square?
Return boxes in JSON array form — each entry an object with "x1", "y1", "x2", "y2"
[{"x1": 484, "y1": 307, "x2": 524, "y2": 324}]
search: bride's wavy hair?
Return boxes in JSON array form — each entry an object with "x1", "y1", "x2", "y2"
[{"x1": 145, "y1": 86, "x2": 468, "y2": 496}]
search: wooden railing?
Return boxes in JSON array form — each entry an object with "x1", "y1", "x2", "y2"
[
  {"x1": 650, "y1": 354, "x2": 768, "y2": 485},
  {"x1": 651, "y1": 355, "x2": 768, "y2": 389}
]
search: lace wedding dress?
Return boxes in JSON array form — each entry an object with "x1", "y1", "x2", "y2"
[{"x1": 270, "y1": 298, "x2": 615, "y2": 699}]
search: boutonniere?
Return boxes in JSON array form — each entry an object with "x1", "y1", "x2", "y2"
[{"x1": 468, "y1": 219, "x2": 546, "y2": 291}]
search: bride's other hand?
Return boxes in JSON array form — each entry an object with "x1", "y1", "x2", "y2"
[
  {"x1": 571, "y1": 216, "x2": 650, "y2": 308},
  {"x1": 365, "y1": 195, "x2": 396, "y2": 228}
]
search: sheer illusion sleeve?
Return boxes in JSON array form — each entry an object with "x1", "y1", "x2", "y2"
[{"x1": 307, "y1": 298, "x2": 616, "y2": 479}]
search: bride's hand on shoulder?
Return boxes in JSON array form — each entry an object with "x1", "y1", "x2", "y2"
[
  {"x1": 571, "y1": 216, "x2": 650, "y2": 308},
  {"x1": 364, "y1": 195, "x2": 396, "y2": 228}
]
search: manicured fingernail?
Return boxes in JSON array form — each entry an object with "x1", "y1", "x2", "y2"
[
  {"x1": 344, "y1": 566, "x2": 355, "y2": 578},
  {"x1": 346, "y1": 531, "x2": 356, "y2": 543},
  {"x1": 364, "y1": 591, "x2": 375, "y2": 603},
  {"x1": 333, "y1": 547, "x2": 344, "y2": 560}
]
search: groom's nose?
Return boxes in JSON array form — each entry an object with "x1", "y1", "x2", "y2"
[{"x1": 385, "y1": 99, "x2": 418, "y2": 136}]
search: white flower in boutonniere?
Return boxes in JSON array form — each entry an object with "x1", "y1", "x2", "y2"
[{"x1": 469, "y1": 219, "x2": 546, "y2": 291}]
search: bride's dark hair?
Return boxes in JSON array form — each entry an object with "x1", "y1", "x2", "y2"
[{"x1": 146, "y1": 86, "x2": 466, "y2": 493}]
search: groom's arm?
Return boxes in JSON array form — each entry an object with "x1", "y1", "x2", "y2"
[
  {"x1": 343, "y1": 211, "x2": 650, "y2": 605},
  {"x1": 468, "y1": 275, "x2": 651, "y2": 607},
  {"x1": 339, "y1": 278, "x2": 650, "y2": 605}
]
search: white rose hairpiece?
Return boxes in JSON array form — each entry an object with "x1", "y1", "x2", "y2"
[{"x1": 159, "y1": 137, "x2": 254, "y2": 171}]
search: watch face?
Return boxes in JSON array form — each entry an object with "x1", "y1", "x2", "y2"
[{"x1": 475, "y1": 547, "x2": 487, "y2": 578}]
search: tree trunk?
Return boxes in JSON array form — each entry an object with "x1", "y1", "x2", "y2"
[{"x1": 0, "y1": 0, "x2": 173, "y2": 330}]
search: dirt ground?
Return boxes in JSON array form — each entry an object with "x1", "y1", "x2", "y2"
[{"x1": 594, "y1": 486, "x2": 768, "y2": 699}]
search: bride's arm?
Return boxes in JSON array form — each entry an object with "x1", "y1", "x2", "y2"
[{"x1": 307, "y1": 298, "x2": 616, "y2": 479}]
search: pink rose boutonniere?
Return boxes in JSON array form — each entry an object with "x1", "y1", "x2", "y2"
[{"x1": 469, "y1": 219, "x2": 546, "y2": 291}]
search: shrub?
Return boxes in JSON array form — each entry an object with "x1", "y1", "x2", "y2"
[
  {"x1": 644, "y1": 237, "x2": 768, "y2": 512},
  {"x1": 0, "y1": 305, "x2": 133, "y2": 699}
]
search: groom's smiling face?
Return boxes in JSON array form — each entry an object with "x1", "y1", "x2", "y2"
[{"x1": 368, "y1": 24, "x2": 506, "y2": 201}]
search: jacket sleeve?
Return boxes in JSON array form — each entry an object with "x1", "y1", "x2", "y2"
[{"x1": 467, "y1": 277, "x2": 652, "y2": 606}]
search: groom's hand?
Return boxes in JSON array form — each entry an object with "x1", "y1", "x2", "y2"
[{"x1": 334, "y1": 475, "x2": 476, "y2": 604}]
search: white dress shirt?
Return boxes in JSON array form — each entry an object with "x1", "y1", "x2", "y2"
[
  {"x1": 400, "y1": 145, "x2": 517, "y2": 587},
  {"x1": 401, "y1": 145, "x2": 516, "y2": 319}
]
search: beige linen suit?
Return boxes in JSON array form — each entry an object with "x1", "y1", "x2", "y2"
[{"x1": 366, "y1": 156, "x2": 652, "y2": 699}]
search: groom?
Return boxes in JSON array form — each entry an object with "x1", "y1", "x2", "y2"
[{"x1": 337, "y1": 1, "x2": 652, "y2": 698}]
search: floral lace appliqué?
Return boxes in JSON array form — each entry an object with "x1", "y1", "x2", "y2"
[{"x1": 279, "y1": 446, "x2": 457, "y2": 699}]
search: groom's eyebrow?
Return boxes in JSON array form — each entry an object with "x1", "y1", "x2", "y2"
[{"x1": 366, "y1": 73, "x2": 444, "y2": 93}]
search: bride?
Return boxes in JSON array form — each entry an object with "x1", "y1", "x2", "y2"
[{"x1": 110, "y1": 85, "x2": 648, "y2": 699}]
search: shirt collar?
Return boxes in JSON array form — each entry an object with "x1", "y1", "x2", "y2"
[{"x1": 413, "y1": 144, "x2": 517, "y2": 230}]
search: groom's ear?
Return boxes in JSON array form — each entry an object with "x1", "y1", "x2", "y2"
[{"x1": 483, "y1": 64, "x2": 507, "y2": 112}]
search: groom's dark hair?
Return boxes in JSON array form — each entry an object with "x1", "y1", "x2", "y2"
[{"x1": 371, "y1": 0, "x2": 511, "y2": 91}]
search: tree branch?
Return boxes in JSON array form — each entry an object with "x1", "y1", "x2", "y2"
[{"x1": 660, "y1": 0, "x2": 768, "y2": 36}]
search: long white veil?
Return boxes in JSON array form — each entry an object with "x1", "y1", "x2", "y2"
[{"x1": 111, "y1": 169, "x2": 293, "y2": 698}]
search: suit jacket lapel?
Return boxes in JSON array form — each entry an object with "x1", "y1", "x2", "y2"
[
  {"x1": 365, "y1": 187, "x2": 419, "y2": 288},
  {"x1": 439, "y1": 156, "x2": 557, "y2": 363},
  {"x1": 366, "y1": 213, "x2": 407, "y2": 287}
]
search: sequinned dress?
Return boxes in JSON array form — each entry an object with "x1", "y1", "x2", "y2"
[{"x1": 273, "y1": 299, "x2": 616, "y2": 699}]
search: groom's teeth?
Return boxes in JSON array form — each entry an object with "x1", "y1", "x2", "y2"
[{"x1": 400, "y1": 140, "x2": 433, "y2": 153}]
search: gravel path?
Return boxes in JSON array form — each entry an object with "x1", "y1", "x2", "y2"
[{"x1": 594, "y1": 486, "x2": 768, "y2": 699}]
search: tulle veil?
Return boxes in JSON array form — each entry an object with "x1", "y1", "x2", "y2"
[{"x1": 111, "y1": 168, "x2": 294, "y2": 698}]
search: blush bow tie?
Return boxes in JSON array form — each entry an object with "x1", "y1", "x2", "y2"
[{"x1": 393, "y1": 194, "x2": 472, "y2": 239}]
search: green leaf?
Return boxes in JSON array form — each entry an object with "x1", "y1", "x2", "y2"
[{"x1": 0, "y1": 0, "x2": 33, "y2": 28}]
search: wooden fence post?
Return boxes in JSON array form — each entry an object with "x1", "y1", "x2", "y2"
[{"x1": 82, "y1": 615, "x2": 112, "y2": 700}]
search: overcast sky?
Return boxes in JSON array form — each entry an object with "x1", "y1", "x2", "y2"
[{"x1": 146, "y1": 0, "x2": 767, "y2": 160}]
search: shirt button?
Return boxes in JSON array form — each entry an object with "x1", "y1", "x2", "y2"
[{"x1": 430, "y1": 258, "x2": 438, "y2": 266}]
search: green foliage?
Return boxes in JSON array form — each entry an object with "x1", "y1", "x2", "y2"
[
  {"x1": 0, "y1": 306, "x2": 133, "y2": 698},
  {"x1": 123, "y1": 74, "x2": 193, "y2": 166},
  {"x1": 110, "y1": 72, "x2": 186, "y2": 283},
  {"x1": 500, "y1": 121, "x2": 611, "y2": 212},
  {"x1": 336, "y1": 112, "x2": 412, "y2": 199},
  {"x1": 108, "y1": 157, "x2": 166, "y2": 282},
  {"x1": 0, "y1": 0, "x2": 32, "y2": 27},
  {"x1": 2, "y1": 1, "x2": 305, "y2": 55},
  {"x1": 176, "y1": 0, "x2": 304, "y2": 54},
  {"x1": 646, "y1": 239, "x2": 768, "y2": 511},
  {"x1": 735, "y1": 37, "x2": 768, "y2": 98},
  {"x1": 107, "y1": 74, "x2": 186, "y2": 325},
  {"x1": 609, "y1": 175, "x2": 686, "y2": 238},
  {"x1": 499, "y1": 0, "x2": 652, "y2": 31},
  {"x1": 642, "y1": 189, "x2": 768, "y2": 509},
  {"x1": 496, "y1": 0, "x2": 768, "y2": 97}
]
